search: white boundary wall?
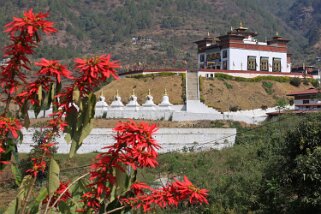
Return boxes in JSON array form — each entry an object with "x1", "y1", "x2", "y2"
[
  {"x1": 27, "y1": 105, "x2": 292, "y2": 125},
  {"x1": 18, "y1": 128, "x2": 237, "y2": 154}
]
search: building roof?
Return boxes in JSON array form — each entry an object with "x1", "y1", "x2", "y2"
[{"x1": 286, "y1": 88, "x2": 321, "y2": 96}]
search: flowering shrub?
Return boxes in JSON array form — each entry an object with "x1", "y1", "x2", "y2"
[{"x1": 0, "y1": 9, "x2": 208, "y2": 213}]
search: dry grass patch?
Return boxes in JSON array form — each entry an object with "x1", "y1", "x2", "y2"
[
  {"x1": 96, "y1": 75, "x2": 184, "y2": 105},
  {"x1": 201, "y1": 78, "x2": 313, "y2": 112}
]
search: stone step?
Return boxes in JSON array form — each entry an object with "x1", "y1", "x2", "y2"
[{"x1": 186, "y1": 72, "x2": 199, "y2": 100}]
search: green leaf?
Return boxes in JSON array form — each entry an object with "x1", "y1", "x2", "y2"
[
  {"x1": 4, "y1": 199, "x2": 19, "y2": 214},
  {"x1": 69, "y1": 120, "x2": 93, "y2": 158},
  {"x1": 48, "y1": 158, "x2": 60, "y2": 196},
  {"x1": 29, "y1": 187, "x2": 48, "y2": 214},
  {"x1": 72, "y1": 86, "x2": 80, "y2": 105},
  {"x1": 11, "y1": 160, "x2": 22, "y2": 186},
  {"x1": 51, "y1": 83, "x2": 55, "y2": 100},
  {"x1": 33, "y1": 105, "x2": 41, "y2": 119},
  {"x1": 64, "y1": 133, "x2": 72, "y2": 144},
  {"x1": 37, "y1": 84, "x2": 42, "y2": 104},
  {"x1": 5, "y1": 175, "x2": 34, "y2": 213},
  {"x1": 24, "y1": 112, "x2": 30, "y2": 129}
]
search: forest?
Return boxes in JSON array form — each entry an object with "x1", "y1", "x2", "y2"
[{"x1": 0, "y1": 0, "x2": 320, "y2": 68}]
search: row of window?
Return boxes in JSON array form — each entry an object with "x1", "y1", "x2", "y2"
[
  {"x1": 200, "y1": 54, "x2": 282, "y2": 72},
  {"x1": 248, "y1": 56, "x2": 281, "y2": 72}
]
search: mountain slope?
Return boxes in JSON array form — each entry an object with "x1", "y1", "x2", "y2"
[{"x1": 0, "y1": 0, "x2": 317, "y2": 68}]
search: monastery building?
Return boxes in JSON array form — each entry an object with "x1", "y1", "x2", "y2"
[{"x1": 195, "y1": 23, "x2": 292, "y2": 73}]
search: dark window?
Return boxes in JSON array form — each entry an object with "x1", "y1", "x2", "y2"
[
  {"x1": 272, "y1": 58, "x2": 281, "y2": 72},
  {"x1": 222, "y1": 50, "x2": 228, "y2": 58},
  {"x1": 200, "y1": 54, "x2": 205, "y2": 62},
  {"x1": 247, "y1": 56, "x2": 256, "y2": 70},
  {"x1": 303, "y1": 100, "x2": 310, "y2": 104},
  {"x1": 223, "y1": 61, "x2": 227, "y2": 70},
  {"x1": 260, "y1": 57, "x2": 269, "y2": 71}
]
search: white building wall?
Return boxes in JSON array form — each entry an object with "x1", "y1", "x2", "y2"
[
  {"x1": 228, "y1": 48, "x2": 290, "y2": 72},
  {"x1": 293, "y1": 99, "x2": 320, "y2": 105},
  {"x1": 197, "y1": 71, "x2": 307, "y2": 79}
]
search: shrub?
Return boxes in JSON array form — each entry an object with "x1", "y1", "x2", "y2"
[
  {"x1": 261, "y1": 105, "x2": 268, "y2": 110},
  {"x1": 214, "y1": 73, "x2": 292, "y2": 83},
  {"x1": 310, "y1": 79, "x2": 320, "y2": 88},
  {"x1": 224, "y1": 81, "x2": 233, "y2": 89},
  {"x1": 290, "y1": 77, "x2": 301, "y2": 87},
  {"x1": 302, "y1": 78, "x2": 310, "y2": 85},
  {"x1": 262, "y1": 81, "x2": 274, "y2": 94},
  {"x1": 229, "y1": 105, "x2": 240, "y2": 112}
]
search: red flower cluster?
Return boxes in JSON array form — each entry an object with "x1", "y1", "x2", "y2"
[
  {"x1": 81, "y1": 121, "x2": 158, "y2": 211},
  {"x1": 1, "y1": 9, "x2": 57, "y2": 97},
  {"x1": 0, "y1": 117, "x2": 22, "y2": 155},
  {"x1": 5, "y1": 9, "x2": 56, "y2": 37},
  {"x1": 74, "y1": 55, "x2": 119, "y2": 93},
  {"x1": 44, "y1": 182, "x2": 72, "y2": 207},
  {"x1": 26, "y1": 129, "x2": 58, "y2": 177},
  {"x1": 35, "y1": 58, "x2": 73, "y2": 83},
  {"x1": 26, "y1": 158, "x2": 46, "y2": 177},
  {"x1": 112, "y1": 121, "x2": 160, "y2": 169},
  {"x1": 81, "y1": 121, "x2": 208, "y2": 212},
  {"x1": 122, "y1": 176, "x2": 208, "y2": 212}
]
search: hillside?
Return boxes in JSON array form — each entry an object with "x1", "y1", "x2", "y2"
[
  {"x1": 0, "y1": 0, "x2": 319, "y2": 68},
  {"x1": 200, "y1": 78, "x2": 313, "y2": 112},
  {"x1": 94, "y1": 75, "x2": 314, "y2": 112}
]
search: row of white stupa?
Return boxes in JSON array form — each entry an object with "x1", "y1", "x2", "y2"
[{"x1": 96, "y1": 89, "x2": 173, "y2": 112}]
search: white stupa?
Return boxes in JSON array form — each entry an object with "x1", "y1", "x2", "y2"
[
  {"x1": 142, "y1": 89, "x2": 156, "y2": 110},
  {"x1": 158, "y1": 88, "x2": 172, "y2": 110},
  {"x1": 110, "y1": 90, "x2": 124, "y2": 110},
  {"x1": 125, "y1": 89, "x2": 140, "y2": 111},
  {"x1": 95, "y1": 90, "x2": 108, "y2": 118}
]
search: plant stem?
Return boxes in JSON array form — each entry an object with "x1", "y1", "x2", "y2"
[
  {"x1": 20, "y1": 175, "x2": 37, "y2": 214},
  {"x1": 48, "y1": 172, "x2": 89, "y2": 211},
  {"x1": 44, "y1": 195, "x2": 53, "y2": 214},
  {"x1": 105, "y1": 206, "x2": 125, "y2": 214}
]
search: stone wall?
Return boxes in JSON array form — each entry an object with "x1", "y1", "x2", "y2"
[{"x1": 18, "y1": 128, "x2": 237, "y2": 154}]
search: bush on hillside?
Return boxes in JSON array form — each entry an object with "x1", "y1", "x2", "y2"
[
  {"x1": 229, "y1": 105, "x2": 240, "y2": 112},
  {"x1": 290, "y1": 77, "x2": 301, "y2": 87},
  {"x1": 260, "y1": 113, "x2": 321, "y2": 213},
  {"x1": 262, "y1": 81, "x2": 274, "y2": 94}
]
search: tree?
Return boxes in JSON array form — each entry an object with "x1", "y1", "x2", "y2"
[{"x1": 260, "y1": 113, "x2": 321, "y2": 213}]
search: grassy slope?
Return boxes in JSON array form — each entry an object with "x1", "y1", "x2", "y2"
[
  {"x1": 200, "y1": 78, "x2": 313, "y2": 112},
  {"x1": 101, "y1": 75, "x2": 313, "y2": 113}
]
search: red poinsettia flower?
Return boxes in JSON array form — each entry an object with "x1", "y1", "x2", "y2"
[
  {"x1": 26, "y1": 158, "x2": 46, "y2": 177},
  {"x1": 0, "y1": 116, "x2": 22, "y2": 139},
  {"x1": 172, "y1": 176, "x2": 209, "y2": 205},
  {"x1": 43, "y1": 181, "x2": 72, "y2": 206},
  {"x1": 16, "y1": 75, "x2": 54, "y2": 107},
  {"x1": 35, "y1": 58, "x2": 73, "y2": 83},
  {"x1": 74, "y1": 54, "x2": 119, "y2": 85},
  {"x1": 4, "y1": 9, "x2": 57, "y2": 37},
  {"x1": 130, "y1": 182, "x2": 153, "y2": 195}
]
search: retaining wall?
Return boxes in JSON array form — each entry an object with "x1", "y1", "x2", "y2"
[{"x1": 18, "y1": 128, "x2": 237, "y2": 154}]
